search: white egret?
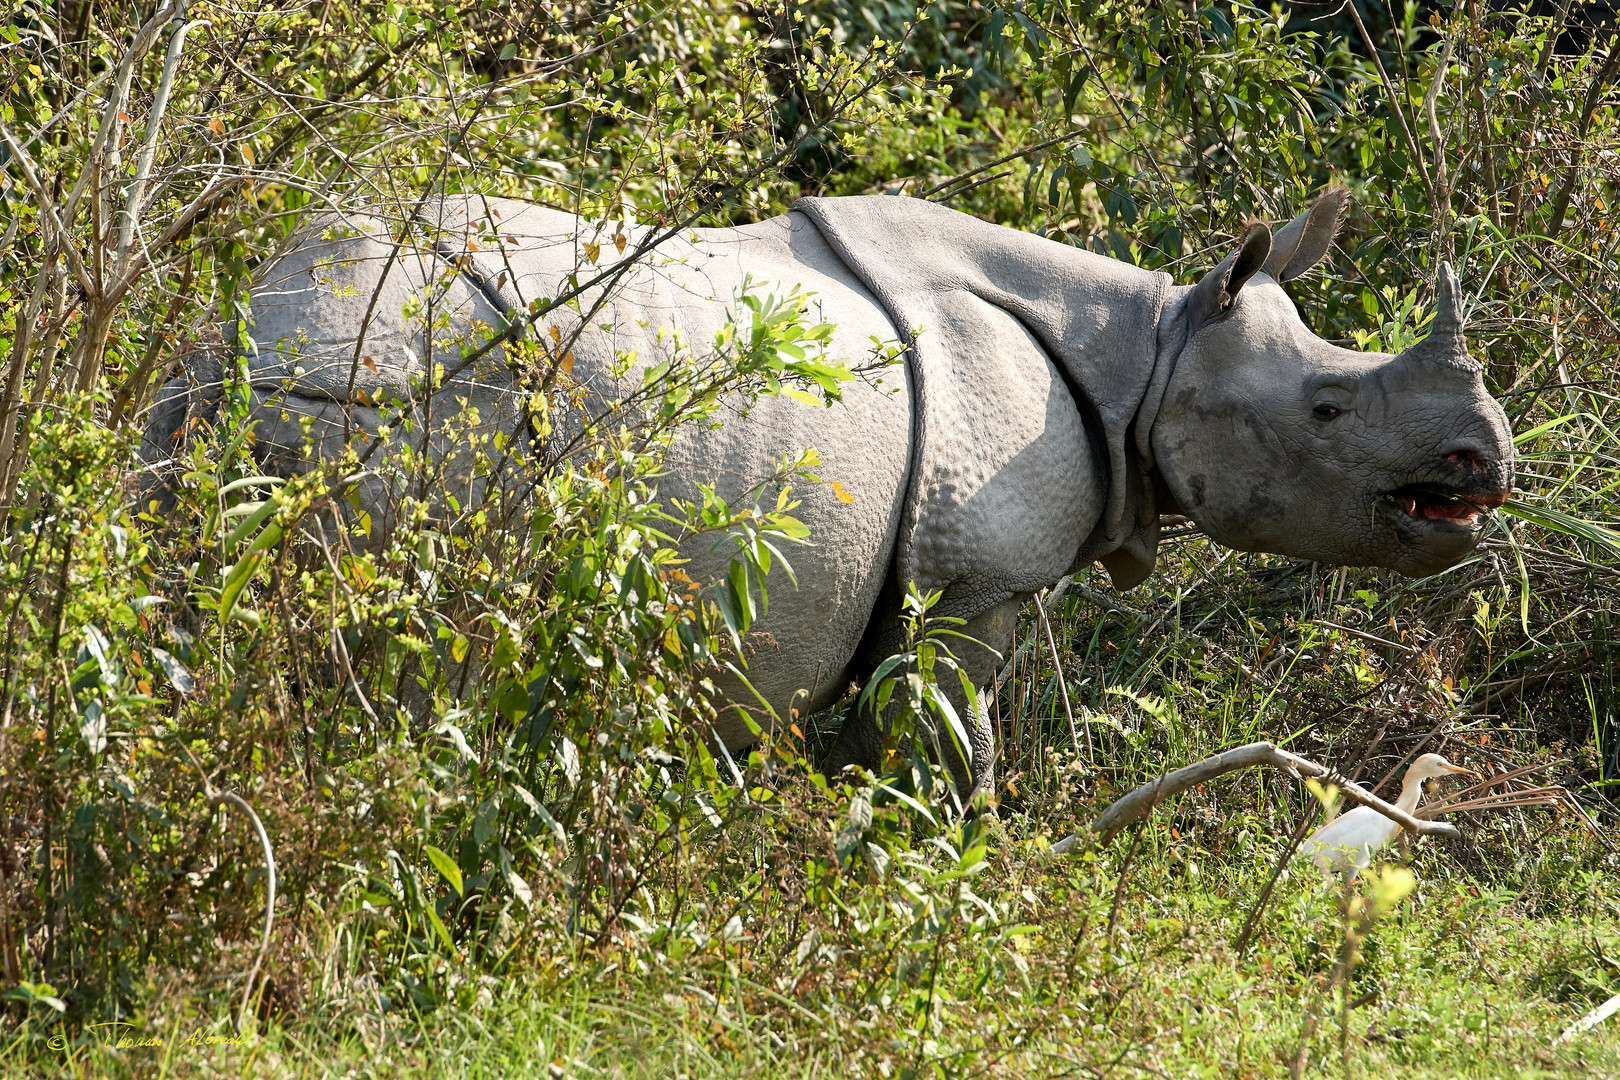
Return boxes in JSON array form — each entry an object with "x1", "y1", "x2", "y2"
[{"x1": 1300, "y1": 753, "x2": 1477, "y2": 875}]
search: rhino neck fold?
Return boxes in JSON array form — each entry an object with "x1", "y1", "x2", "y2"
[{"x1": 792, "y1": 195, "x2": 1173, "y2": 594}]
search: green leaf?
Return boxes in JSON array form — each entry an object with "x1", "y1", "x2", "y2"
[
  {"x1": 218, "y1": 552, "x2": 264, "y2": 624},
  {"x1": 424, "y1": 902, "x2": 455, "y2": 952},
  {"x1": 423, "y1": 844, "x2": 464, "y2": 897},
  {"x1": 150, "y1": 647, "x2": 195, "y2": 694},
  {"x1": 1500, "y1": 498, "x2": 1620, "y2": 560},
  {"x1": 1511, "y1": 412, "x2": 1586, "y2": 445}
]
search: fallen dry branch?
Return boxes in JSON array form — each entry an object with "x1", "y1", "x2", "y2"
[{"x1": 1049, "y1": 740, "x2": 1462, "y2": 853}]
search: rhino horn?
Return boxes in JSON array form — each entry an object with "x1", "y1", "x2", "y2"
[{"x1": 1399, "y1": 263, "x2": 1482, "y2": 373}]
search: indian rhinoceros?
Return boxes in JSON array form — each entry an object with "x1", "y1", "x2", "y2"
[{"x1": 139, "y1": 189, "x2": 1514, "y2": 795}]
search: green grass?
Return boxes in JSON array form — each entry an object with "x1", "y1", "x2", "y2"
[{"x1": 16, "y1": 827, "x2": 1619, "y2": 1079}]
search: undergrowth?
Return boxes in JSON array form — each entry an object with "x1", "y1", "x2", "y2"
[{"x1": 2, "y1": 0, "x2": 1619, "y2": 1077}]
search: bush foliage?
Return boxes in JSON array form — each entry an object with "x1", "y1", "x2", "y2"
[{"x1": 1, "y1": 0, "x2": 1618, "y2": 1075}]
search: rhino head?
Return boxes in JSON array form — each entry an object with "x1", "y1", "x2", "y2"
[{"x1": 1150, "y1": 191, "x2": 1514, "y2": 577}]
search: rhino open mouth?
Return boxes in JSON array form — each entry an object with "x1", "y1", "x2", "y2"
[{"x1": 1386, "y1": 484, "x2": 1504, "y2": 525}]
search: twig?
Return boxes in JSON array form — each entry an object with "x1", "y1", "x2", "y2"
[
  {"x1": 1435, "y1": 758, "x2": 1568, "y2": 803},
  {"x1": 1344, "y1": 0, "x2": 1435, "y2": 208},
  {"x1": 58, "y1": 2, "x2": 178, "y2": 251},
  {"x1": 178, "y1": 743, "x2": 277, "y2": 1032},
  {"x1": 1037, "y1": 593, "x2": 1090, "y2": 768},
  {"x1": 920, "y1": 130, "x2": 1088, "y2": 200},
  {"x1": 1106, "y1": 821, "x2": 1145, "y2": 944},
  {"x1": 1423, "y1": 31, "x2": 1456, "y2": 265},
  {"x1": 995, "y1": 576, "x2": 1073, "y2": 691},
  {"x1": 211, "y1": 790, "x2": 278, "y2": 1030},
  {"x1": 1234, "y1": 810, "x2": 1317, "y2": 961},
  {"x1": 0, "y1": 124, "x2": 94, "y2": 298},
  {"x1": 1069, "y1": 582, "x2": 1149, "y2": 622},
  {"x1": 1311, "y1": 620, "x2": 1419, "y2": 655},
  {"x1": 1543, "y1": 35, "x2": 1620, "y2": 239},
  {"x1": 1422, "y1": 789, "x2": 1563, "y2": 815}
]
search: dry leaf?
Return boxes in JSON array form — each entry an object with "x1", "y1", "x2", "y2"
[
  {"x1": 583, "y1": 240, "x2": 600, "y2": 264},
  {"x1": 208, "y1": 116, "x2": 225, "y2": 136},
  {"x1": 831, "y1": 481, "x2": 854, "y2": 504},
  {"x1": 614, "y1": 232, "x2": 627, "y2": 255},
  {"x1": 362, "y1": 356, "x2": 377, "y2": 372},
  {"x1": 239, "y1": 142, "x2": 255, "y2": 167}
]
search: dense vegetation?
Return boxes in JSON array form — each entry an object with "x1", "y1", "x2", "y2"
[{"x1": 1, "y1": 0, "x2": 1618, "y2": 1075}]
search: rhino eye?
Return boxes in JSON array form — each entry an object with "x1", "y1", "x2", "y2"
[{"x1": 1312, "y1": 403, "x2": 1343, "y2": 421}]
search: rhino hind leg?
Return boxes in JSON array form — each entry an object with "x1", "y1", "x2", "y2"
[{"x1": 827, "y1": 596, "x2": 1020, "y2": 803}]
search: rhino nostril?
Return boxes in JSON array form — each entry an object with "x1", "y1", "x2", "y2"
[{"x1": 1444, "y1": 449, "x2": 1483, "y2": 471}]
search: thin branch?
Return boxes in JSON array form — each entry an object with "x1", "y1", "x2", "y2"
[
  {"x1": 114, "y1": 15, "x2": 211, "y2": 276},
  {"x1": 1423, "y1": 33, "x2": 1455, "y2": 199},
  {"x1": 59, "y1": 2, "x2": 179, "y2": 246},
  {"x1": 1037, "y1": 594, "x2": 1089, "y2": 768},
  {"x1": 0, "y1": 123, "x2": 95, "y2": 298},
  {"x1": 1310, "y1": 620, "x2": 1419, "y2": 655},
  {"x1": 178, "y1": 743, "x2": 277, "y2": 1033},
  {"x1": 1345, "y1": 0, "x2": 1436, "y2": 209},
  {"x1": 996, "y1": 576, "x2": 1073, "y2": 692},
  {"x1": 211, "y1": 790, "x2": 277, "y2": 1031},
  {"x1": 920, "y1": 130, "x2": 1088, "y2": 200},
  {"x1": 1545, "y1": 36, "x2": 1620, "y2": 239},
  {"x1": 1423, "y1": 31, "x2": 1456, "y2": 266}
]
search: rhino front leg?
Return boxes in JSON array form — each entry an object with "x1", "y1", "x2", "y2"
[{"x1": 827, "y1": 597, "x2": 1022, "y2": 803}]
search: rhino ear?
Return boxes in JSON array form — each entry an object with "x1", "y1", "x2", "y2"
[
  {"x1": 1262, "y1": 187, "x2": 1347, "y2": 282},
  {"x1": 1189, "y1": 222, "x2": 1272, "y2": 325}
]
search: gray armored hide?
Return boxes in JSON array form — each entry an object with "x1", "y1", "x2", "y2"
[{"x1": 141, "y1": 191, "x2": 1515, "y2": 796}]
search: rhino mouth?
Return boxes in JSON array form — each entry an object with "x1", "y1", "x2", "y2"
[{"x1": 1385, "y1": 483, "x2": 1504, "y2": 525}]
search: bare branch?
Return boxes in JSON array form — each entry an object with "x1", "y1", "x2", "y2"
[
  {"x1": 114, "y1": 16, "x2": 211, "y2": 276},
  {"x1": 1344, "y1": 0, "x2": 1436, "y2": 210},
  {"x1": 59, "y1": 2, "x2": 179, "y2": 245},
  {"x1": 0, "y1": 123, "x2": 95, "y2": 299}
]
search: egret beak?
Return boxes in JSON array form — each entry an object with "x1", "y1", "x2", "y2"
[{"x1": 1442, "y1": 763, "x2": 1478, "y2": 779}]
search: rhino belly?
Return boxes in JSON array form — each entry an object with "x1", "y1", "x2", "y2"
[
  {"x1": 670, "y1": 377, "x2": 912, "y2": 750},
  {"x1": 608, "y1": 216, "x2": 914, "y2": 748}
]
